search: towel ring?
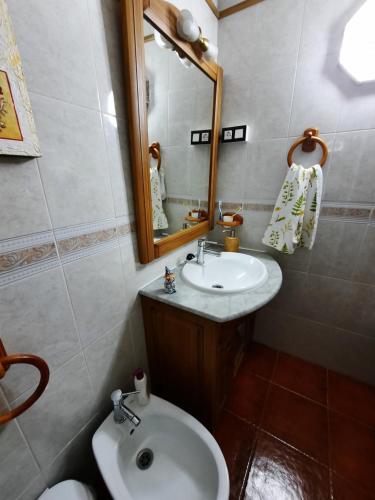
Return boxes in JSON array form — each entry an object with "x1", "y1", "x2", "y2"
[
  {"x1": 0, "y1": 339, "x2": 49, "y2": 425},
  {"x1": 149, "y1": 142, "x2": 161, "y2": 171},
  {"x1": 287, "y1": 128, "x2": 328, "y2": 167}
]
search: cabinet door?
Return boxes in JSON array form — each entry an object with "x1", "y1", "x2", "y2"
[
  {"x1": 216, "y1": 316, "x2": 254, "y2": 412},
  {"x1": 143, "y1": 299, "x2": 204, "y2": 418}
]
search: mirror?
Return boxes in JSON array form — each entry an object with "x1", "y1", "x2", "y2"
[
  {"x1": 121, "y1": 0, "x2": 222, "y2": 263},
  {"x1": 144, "y1": 20, "x2": 214, "y2": 242}
]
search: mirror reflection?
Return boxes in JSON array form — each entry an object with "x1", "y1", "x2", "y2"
[{"x1": 144, "y1": 20, "x2": 214, "y2": 242}]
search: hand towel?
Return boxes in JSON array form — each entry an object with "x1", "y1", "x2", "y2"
[
  {"x1": 150, "y1": 164, "x2": 169, "y2": 230},
  {"x1": 262, "y1": 163, "x2": 322, "y2": 254}
]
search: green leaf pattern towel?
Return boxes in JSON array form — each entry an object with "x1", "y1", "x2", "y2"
[
  {"x1": 263, "y1": 163, "x2": 322, "y2": 254},
  {"x1": 150, "y1": 164, "x2": 169, "y2": 230}
]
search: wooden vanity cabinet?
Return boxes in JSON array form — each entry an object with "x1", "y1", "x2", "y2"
[{"x1": 141, "y1": 296, "x2": 255, "y2": 429}]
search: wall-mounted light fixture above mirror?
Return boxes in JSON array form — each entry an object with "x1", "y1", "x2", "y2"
[
  {"x1": 121, "y1": 0, "x2": 223, "y2": 264},
  {"x1": 176, "y1": 9, "x2": 218, "y2": 62},
  {"x1": 340, "y1": 0, "x2": 375, "y2": 83}
]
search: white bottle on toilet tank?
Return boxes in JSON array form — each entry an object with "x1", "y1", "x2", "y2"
[{"x1": 133, "y1": 368, "x2": 150, "y2": 406}]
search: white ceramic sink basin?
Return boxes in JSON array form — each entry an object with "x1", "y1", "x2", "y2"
[
  {"x1": 181, "y1": 251, "x2": 268, "y2": 294},
  {"x1": 92, "y1": 395, "x2": 229, "y2": 500}
]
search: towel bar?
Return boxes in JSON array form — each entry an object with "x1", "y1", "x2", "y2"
[
  {"x1": 287, "y1": 128, "x2": 328, "y2": 167},
  {"x1": 0, "y1": 339, "x2": 49, "y2": 425}
]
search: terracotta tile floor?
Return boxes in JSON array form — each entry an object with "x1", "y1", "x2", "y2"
[{"x1": 214, "y1": 342, "x2": 375, "y2": 500}]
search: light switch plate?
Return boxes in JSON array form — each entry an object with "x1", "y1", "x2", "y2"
[
  {"x1": 221, "y1": 125, "x2": 248, "y2": 143},
  {"x1": 191, "y1": 129, "x2": 212, "y2": 145}
]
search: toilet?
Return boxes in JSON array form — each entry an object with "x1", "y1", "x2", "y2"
[{"x1": 38, "y1": 480, "x2": 95, "y2": 500}]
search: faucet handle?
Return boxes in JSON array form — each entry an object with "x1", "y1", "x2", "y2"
[
  {"x1": 111, "y1": 389, "x2": 123, "y2": 405},
  {"x1": 111, "y1": 389, "x2": 139, "y2": 405}
]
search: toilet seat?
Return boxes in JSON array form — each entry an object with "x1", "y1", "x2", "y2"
[{"x1": 38, "y1": 480, "x2": 94, "y2": 500}]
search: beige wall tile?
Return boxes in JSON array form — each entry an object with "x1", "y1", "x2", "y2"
[
  {"x1": 254, "y1": 307, "x2": 375, "y2": 386},
  {"x1": 0, "y1": 158, "x2": 51, "y2": 240},
  {"x1": 0, "y1": 268, "x2": 80, "y2": 402},
  {"x1": 32, "y1": 93, "x2": 115, "y2": 228},
  {"x1": 42, "y1": 414, "x2": 102, "y2": 489},
  {"x1": 0, "y1": 391, "x2": 40, "y2": 499},
  {"x1": 63, "y1": 247, "x2": 129, "y2": 347},
  {"x1": 7, "y1": 0, "x2": 99, "y2": 110},
  {"x1": 15, "y1": 354, "x2": 95, "y2": 468},
  {"x1": 308, "y1": 220, "x2": 367, "y2": 279},
  {"x1": 15, "y1": 475, "x2": 47, "y2": 500},
  {"x1": 353, "y1": 225, "x2": 375, "y2": 285},
  {"x1": 85, "y1": 321, "x2": 136, "y2": 413}
]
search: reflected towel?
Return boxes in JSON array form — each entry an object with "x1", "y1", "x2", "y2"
[
  {"x1": 150, "y1": 164, "x2": 168, "y2": 230},
  {"x1": 262, "y1": 163, "x2": 322, "y2": 254},
  {"x1": 159, "y1": 165, "x2": 167, "y2": 201}
]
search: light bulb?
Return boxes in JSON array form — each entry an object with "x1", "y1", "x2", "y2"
[
  {"x1": 202, "y1": 41, "x2": 218, "y2": 62},
  {"x1": 176, "y1": 9, "x2": 200, "y2": 43},
  {"x1": 154, "y1": 30, "x2": 174, "y2": 50},
  {"x1": 175, "y1": 52, "x2": 192, "y2": 68}
]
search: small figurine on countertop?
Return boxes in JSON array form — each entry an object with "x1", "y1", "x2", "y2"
[{"x1": 164, "y1": 266, "x2": 176, "y2": 294}]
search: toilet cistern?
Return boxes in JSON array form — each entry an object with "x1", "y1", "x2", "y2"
[{"x1": 111, "y1": 390, "x2": 141, "y2": 427}]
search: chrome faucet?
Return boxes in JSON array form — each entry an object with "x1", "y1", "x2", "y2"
[
  {"x1": 196, "y1": 238, "x2": 221, "y2": 265},
  {"x1": 111, "y1": 389, "x2": 141, "y2": 427}
]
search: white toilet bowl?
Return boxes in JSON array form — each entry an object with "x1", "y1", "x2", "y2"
[{"x1": 38, "y1": 479, "x2": 95, "y2": 500}]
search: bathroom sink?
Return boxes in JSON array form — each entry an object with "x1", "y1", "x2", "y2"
[
  {"x1": 182, "y1": 251, "x2": 268, "y2": 294},
  {"x1": 92, "y1": 394, "x2": 229, "y2": 500}
]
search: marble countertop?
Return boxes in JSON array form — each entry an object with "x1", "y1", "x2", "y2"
[{"x1": 139, "y1": 248, "x2": 283, "y2": 323}]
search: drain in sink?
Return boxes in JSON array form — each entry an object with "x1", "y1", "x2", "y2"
[
  {"x1": 136, "y1": 448, "x2": 154, "y2": 470},
  {"x1": 212, "y1": 283, "x2": 224, "y2": 289}
]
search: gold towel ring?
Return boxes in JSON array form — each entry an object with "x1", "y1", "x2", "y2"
[
  {"x1": 287, "y1": 128, "x2": 328, "y2": 167},
  {"x1": 149, "y1": 142, "x2": 161, "y2": 171},
  {"x1": 0, "y1": 339, "x2": 49, "y2": 425}
]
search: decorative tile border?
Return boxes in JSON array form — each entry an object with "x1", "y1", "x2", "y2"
[
  {"x1": 213, "y1": 200, "x2": 373, "y2": 222},
  {"x1": 320, "y1": 206, "x2": 372, "y2": 222},
  {"x1": 0, "y1": 230, "x2": 55, "y2": 253},
  {"x1": 116, "y1": 216, "x2": 134, "y2": 242},
  {"x1": 0, "y1": 243, "x2": 57, "y2": 272},
  {"x1": 0, "y1": 231, "x2": 59, "y2": 286},
  {"x1": 57, "y1": 228, "x2": 117, "y2": 257},
  {"x1": 54, "y1": 218, "x2": 119, "y2": 241},
  {"x1": 160, "y1": 196, "x2": 374, "y2": 222},
  {"x1": 166, "y1": 197, "x2": 209, "y2": 208},
  {"x1": 0, "y1": 217, "x2": 135, "y2": 285},
  {"x1": 0, "y1": 201, "x2": 373, "y2": 287}
]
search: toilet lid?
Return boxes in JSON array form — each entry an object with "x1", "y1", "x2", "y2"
[{"x1": 39, "y1": 480, "x2": 94, "y2": 500}]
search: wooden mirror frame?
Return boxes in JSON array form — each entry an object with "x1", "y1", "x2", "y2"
[{"x1": 121, "y1": 0, "x2": 223, "y2": 264}]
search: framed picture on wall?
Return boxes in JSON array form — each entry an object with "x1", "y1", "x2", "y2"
[{"x1": 0, "y1": 0, "x2": 40, "y2": 157}]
